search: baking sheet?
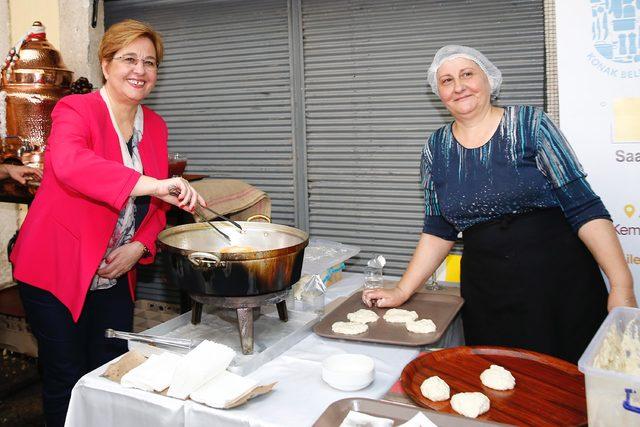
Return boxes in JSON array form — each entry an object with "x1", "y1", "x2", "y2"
[
  {"x1": 401, "y1": 346, "x2": 587, "y2": 426},
  {"x1": 313, "y1": 291, "x2": 464, "y2": 346},
  {"x1": 313, "y1": 398, "x2": 509, "y2": 426}
]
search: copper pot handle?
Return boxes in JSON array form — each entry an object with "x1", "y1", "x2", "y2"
[
  {"x1": 246, "y1": 214, "x2": 271, "y2": 223},
  {"x1": 188, "y1": 252, "x2": 221, "y2": 269}
]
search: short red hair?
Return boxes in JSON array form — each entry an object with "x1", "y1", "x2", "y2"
[{"x1": 99, "y1": 19, "x2": 164, "y2": 65}]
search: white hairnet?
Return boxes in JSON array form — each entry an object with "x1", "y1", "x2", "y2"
[{"x1": 427, "y1": 45, "x2": 502, "y2": 99}]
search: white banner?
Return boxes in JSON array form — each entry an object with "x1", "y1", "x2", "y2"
[{"x1": 556, "y1": 0, "x2": 640, "y2": 298}]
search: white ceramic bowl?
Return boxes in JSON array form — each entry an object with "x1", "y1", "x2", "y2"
[{"x1": 321, "y1": 354, "x2": 375, "y2": 391}]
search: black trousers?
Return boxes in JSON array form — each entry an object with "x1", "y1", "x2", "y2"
[
  {"x1": 18, "y1": 276, "x2": 133, "y2": 427},
  {"x1": 460, "y1": 208, "x2": 608, "y2": 364}
]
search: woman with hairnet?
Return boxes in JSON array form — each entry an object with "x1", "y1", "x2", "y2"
[{"x1": 363, "y1": 45, "x2": 636, "y2": 363}]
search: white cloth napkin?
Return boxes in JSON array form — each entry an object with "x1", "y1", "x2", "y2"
[
  {"x1": 339, "y1": 410, "x2": 394, "y2": 427},
  {"x1": 189, "y1": 370, "x2": 258, "y2": 408},
  {"x1": 120, "y1": 352, "x2": 183, "y2": 392},
  {"x1": 167, "y1": 340, "x2": 236, "y2": 399},
  {"x1": 397, "y1": 411, "x2": 439, "y2": 427}
]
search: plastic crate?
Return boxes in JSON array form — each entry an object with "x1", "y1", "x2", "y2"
[{"x1": 578, "y1": 306, "x2": 640, "y2": 426}]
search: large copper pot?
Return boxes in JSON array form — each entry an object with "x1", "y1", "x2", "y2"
[
  {"x1": 158, "y1": 222, "x2": 309, "y2": 297},
  {"x1": 1, "y1": 22, "x2": 73, "y2": 168}
]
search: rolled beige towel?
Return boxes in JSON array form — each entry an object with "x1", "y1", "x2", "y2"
[{"x1": 190, "y1": 179, "x2": 271, "y2": 221}]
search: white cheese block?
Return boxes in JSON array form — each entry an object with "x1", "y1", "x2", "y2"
[{"x1": 167, "y1": 340, "x2": 236, "y2": 399}]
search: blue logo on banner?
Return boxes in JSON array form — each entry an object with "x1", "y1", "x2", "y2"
[
  {"x1": 591, "y1": 0, "x2": 640, "y2": 63},
  {"x1": 588, "y1": 1, "x2": 640, "y2": 77}
]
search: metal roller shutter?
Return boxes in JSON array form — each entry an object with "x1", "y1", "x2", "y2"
[
  {"x1": 106, "y1": 0, "x2": 294, "y2": 223},
  {"x1": 105, "y1": 0, "x2": 546, "y2": 299},
  {"x1": 106, "y1": 0, "x2": 293, "y2": 302},
  {"x1": 301, "y1": 0, "x2": 545, "y2": 275}
]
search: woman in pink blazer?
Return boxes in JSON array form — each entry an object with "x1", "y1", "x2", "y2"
[{"x1": 10, "y1": 20, "x2": 204, "y2": 427}]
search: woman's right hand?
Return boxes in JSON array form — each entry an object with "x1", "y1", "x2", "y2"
[
  {"x1": 362, "y1": 286, "x2": 411, "y2": 308},
  {"x1": 154, "y1": 177, "x2": 206, "y2": 211}
]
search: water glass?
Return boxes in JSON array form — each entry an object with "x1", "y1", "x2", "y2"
[
  {"x1": 168, "y1": 152, "x2": 187, "y2": 177},
  {"x1": 302, "y1": 293, "x2": 325, "y2": 316},
  {"x1": 424, "y1": 272, "x2": 442, "y2": 291},
  {"x1": 363, "y1": 266, "x2": 383, "y2": 290}
]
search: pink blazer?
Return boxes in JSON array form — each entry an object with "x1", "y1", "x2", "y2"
[{"x1": 11, "y1": 91, "x2": 170, "y2": 321}]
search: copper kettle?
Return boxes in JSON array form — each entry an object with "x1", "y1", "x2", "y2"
[{"x1": 0, "y1": 21, "x2": 73, "y2": 168}]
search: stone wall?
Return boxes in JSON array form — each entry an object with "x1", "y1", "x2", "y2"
[
  {"x1": 59, "y1": 0, "x2": 104, "y2": 88},
  {"x1": 0, "y1": 0, "x2": 19, "y2": 286},
  {"x1": 0, "y1": 0, "x2": 103, "y2": 285}
]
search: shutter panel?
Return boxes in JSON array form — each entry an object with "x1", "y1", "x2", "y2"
[
  {"x1": 106, "y1": 0, "x2": 294, "y2": 223},
  {"x1": 106, "y1": 0, "x2": 293, "y2": 302},
  {"x1": 301, "y1": 0, "x2": 545, "y2": 275},
  {"x1": 106, "y1": 0, "x2": 546, "y2": 295}
]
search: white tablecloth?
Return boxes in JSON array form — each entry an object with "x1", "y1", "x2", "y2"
[{"x1": 65, "y1": 273, "x2": 463, "y2": 427}]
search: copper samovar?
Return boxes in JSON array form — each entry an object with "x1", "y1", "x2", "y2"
[{"x1": 0, "y1": 21, "x2": 73, "y2": 168}]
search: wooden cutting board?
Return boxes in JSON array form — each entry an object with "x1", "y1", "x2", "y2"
[{"x1": 401, "y1": 346, "x2": 587, "y2": 426}]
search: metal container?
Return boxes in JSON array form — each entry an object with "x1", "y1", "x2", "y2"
[
  {"x1": 158, "y1": 222, "x2": 309, "y2": 297},
  {"x1": 1, "y1": 22, "x2": 73, "y2": 167}
]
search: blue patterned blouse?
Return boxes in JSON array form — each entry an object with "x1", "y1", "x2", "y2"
[{"x1": 421, "y1": 105, "x2": 610, "y2": 241}]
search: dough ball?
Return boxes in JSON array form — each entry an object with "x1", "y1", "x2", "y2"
[
  {"x1": 346, "y1": 309, "x2": 379, "y2": 324},
  {"x1": 480, "y1": 364, "x2": 515, "y2": 391},
  {"x1": 419, "y1": 375, "x2": 450, "y2": 402},
  {"x1": 331, "y1": 321, "x2": 368, "y2": 335},
  {"x1": 383, "y1": 308, "x2": 418, "y2": 323},
  {"x1": 450, "y1": 392, "x2": 490, "y2": 418},
  {"x1": 406, "y1": 319, "x2": 436, "y2": 334}
]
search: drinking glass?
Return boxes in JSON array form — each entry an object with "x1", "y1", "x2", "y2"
[
  {"x1": 424, "y1": 271, "x2": 442, "y2": 291},
  {"x1": 168, "y1": 152, "x2": 187, "y2": 177},
  {"x1": 363, "y1": 265, "x2": 383, "y2": 290}
]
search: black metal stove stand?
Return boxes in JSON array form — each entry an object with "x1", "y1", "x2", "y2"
[{"x1": 189, "y1": 290, "x2": 289, "y2": 355}]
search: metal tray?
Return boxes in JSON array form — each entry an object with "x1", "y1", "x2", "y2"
[
  {"x1": 313, "y1": 398, "x2": 509, "y2": 426},
  {"x1": 313, "y1": 291, "x2": 463, "y2": 346}
]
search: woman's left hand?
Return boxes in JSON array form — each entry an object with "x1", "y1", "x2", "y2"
[
  {"x1": 97, "y1": 242, "x2": 146, "y2": 279},
  {"x1": 3, "y1": 164, "x2": 43, "y2": 184},
  {"x1": 607, "y1": 286, "x2": 638, "y2": 311}
]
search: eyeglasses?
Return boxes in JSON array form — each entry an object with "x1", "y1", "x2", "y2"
[{"x1": 112, "y1": 55, "x2": 158, "y2": 71}]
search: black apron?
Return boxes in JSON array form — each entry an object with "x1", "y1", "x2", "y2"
[{"x1": 460, "y1": 207, "x2": 608, "y2": 363}]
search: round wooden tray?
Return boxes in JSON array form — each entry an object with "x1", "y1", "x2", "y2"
[{"x1": 401, "y1": 346, "x2": 587, "y2": 426}]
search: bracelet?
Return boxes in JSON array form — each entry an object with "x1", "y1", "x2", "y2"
[{"x1": 137, "y1": 242, "x2": 151, "y2": 257}]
